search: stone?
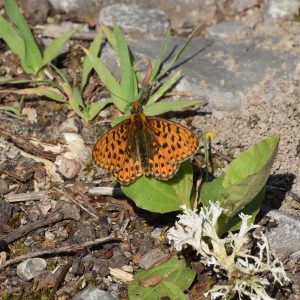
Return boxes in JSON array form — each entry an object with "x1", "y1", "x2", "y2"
[
  {"x1": 130, "y1": 35, "x2": 298, "y2": 111},
  {"x1": 139, "y1": 248, "x2": 169, "y2": 270},
  {"x1": 19, "y1": 0, "x2": 49, "y2": 25},
  {"x1": 99, "y1": 4, "x2": 170, "y2": 38},
  {"x1": 207, "y1": 21, "x2": 248, "y2": 39},
  {"x1": 56, "y1": 157, "x2": 81, "y2": 179},
  {"x1": 72, "y1": 287, "x2": 116, "y2": 300},
  {"x1": 265, "y1": 209, "x2": 300, "y2": 260},
  {"x1": 233, "y1": 0, "x2": 259, "y2": 12},
  {"x1": 48, "y1": 0, "x2": 205, "y2": 30},
  {"x1": 16, "y1": 258, "x2": 47, "y2": 281},
  {"x1": 59, "y1": 118, "x2": 79, "y2": 133},
  {"x1": 264, "y1": 0, "x2": 300, "y2": 19}
]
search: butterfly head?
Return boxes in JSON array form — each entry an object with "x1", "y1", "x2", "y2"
[{"x1": 131, "y1": 100, "x2": 143, "y2": 114}]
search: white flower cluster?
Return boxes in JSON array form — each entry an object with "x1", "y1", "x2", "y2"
[{"x1": 167, "y1": 204, "x2": 289, "y2": 300}]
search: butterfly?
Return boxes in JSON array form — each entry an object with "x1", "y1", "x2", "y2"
[{"x1": 92, "y1": 101, "x2": 199, "y2": 185}]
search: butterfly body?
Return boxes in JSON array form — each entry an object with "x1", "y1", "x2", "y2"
[{"x1": 93, "y1": 101, "x2": 199, "y2": 185}]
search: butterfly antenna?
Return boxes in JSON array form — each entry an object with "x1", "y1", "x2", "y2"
[{"x1": 100, "y1": 85, "x2": 131, "y2": 105}]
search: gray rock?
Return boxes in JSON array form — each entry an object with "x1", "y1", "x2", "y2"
[
  {"x1": 233, "y1": 0, "x2": 259, "y2": 12},
  {"x1": 16, "y1": 258, "x2": 47, "y2": 281},
  {"x1": 264, "y1": 0, "x2": 300, "y2": 19},
  {"x1": 265, "y1": 209, "x2": 300, "y2": 260},
  {"x1": 48, "y1": 0, "x2": 209, "y2": 30},
  {"x1": 139, "y1": 248, "x2": 169, "y2": 270},
  {"x1": 72, "y1": 287, "x2": 116, "y2": 300},
  {"x1": 19, "y1": 0, "x2": 49, "y2": 25},
  {"x1": 99, "y1": 4, "x2": 170, "y2": 38},
  {"x1": 130, "y1": 36, "x2": 298, "y2": 110},
  {"x1": 207, "y1": 21, "x2": 248, "y2": 39}
]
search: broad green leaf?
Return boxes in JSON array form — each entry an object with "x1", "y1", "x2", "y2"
[
  {"x1": 81, "y1": 32, "x2": 103, "y2": 91},
  {"x1": 160, "y1": 282, "x2": 187, "y2": 300},
  {"x1": 8, "y1": 87, "x2": 67, "y2": 103},
  {"x1": 128, "y1": 258, "x2": 195, "y2": 300},
  {"x1": 113, "y1": 21, "x2": 138, "y2": 102},
  {"x1": 42, "y1": 29, "x2": 76, "y2": 67},
  {"x1": 220, "y1": 186, "x2": 265, "y2": 234},
  {"x1": 147, "y1": 71, "x2": 181, "y2": 105},
  {"x1": 144, "y1": 99, "x2": 205, "y2": 116},
  {"x1": 5, "y1": 0, "x2": 42, "y2": 73},
  {"x1": 88, "y1": 98, "x2": 113, "y2": 120},
  {"x1": 122, "y1": 161, "x2": 193, "y2": 213},
  {"x1": 200, "y1": 136, "x2": 279, "y2": 235}
]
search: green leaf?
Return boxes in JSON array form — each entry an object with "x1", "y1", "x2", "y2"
[
  {"x1": 113, "y1": 21, "x2": 138, "y2": 102},
  {"x1": 122, "y1": 161, "x2": 194, "y2": 213},
  {"x1": 42, "y1": 28, "x2": 76, "y2": 67},
  {"x1": 102, "y1": 25, "x2": 117, "y2": 53},
  {"x1": 144, "y1": 99, "x2": 205, "y2": 116},
  {"x1": 88, "y1": 98, "x2": 113, "y2": 120},
  {"x1": 222, "y1": 186, "x2": 265, "y2": 234},
  {"x1": 158, "y1": 25, "x2": 203, "y2": 80},
  {"x1": 81, "y1": 32, "x2": 103, "y2": 91},
  {"x1": 111, "y1": 115, "x2": 130, "y2": 127},
  {"x1": 200, "y1": 136, "x2": 279, "y2": 235},
  {"x1": 0, "y1": 16, "x2": 33, "y2": 74},
  {"x1": 147, "y1": 71, "x2": 181, "y2": 105},
  {"x1": 0, "y1": 96, "x2": 24, "y2": 116},
  {"x1": 128, "y1": 258, "x2": 196, "y2": 300},
  {"x1": 5, "y1": 0, "x2": 42, "y2": 73},
  {"x1": 82, "y1": 48, "x2": 125, "y2": 111},
  {"x1": 68, "y1": 87, "x2": 85, "y2": 117},
  {"x1": 149, "y1": 30, "x2": 171, "y2": 83},
  {"x1": 9, "y1": 87, "x2": 67, "y2": 103}
]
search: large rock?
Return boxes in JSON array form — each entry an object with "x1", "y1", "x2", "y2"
[
  {"x1": 130, "y1": 33, "x2": 298, "y2": 110},
  {"x1": 49, "y1": 0, "x2": 216, "y2": 30},
  {"x1": 99, "y1": 4, "x2": 169, "y2": 38}
]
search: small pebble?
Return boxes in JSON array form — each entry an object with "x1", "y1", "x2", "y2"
[
  {"x1": 139, "y1": 249, "x2": 169, "y2": 270},
  {"x1": 17, "y1": 258, "x2": 47, "y2": 281},
  {"x1": 73, "y1": 287, "x2": 116, "y2": 300}
]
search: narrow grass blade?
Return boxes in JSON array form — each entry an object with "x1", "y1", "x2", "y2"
[
  {"x1": 9, "y1": 87, "x2": 67, "y2": 103},
  {"x1": 144, "y1": 99, "x2": 205, "y2": 116},
  {"x1": 82, "y1": 48, "x2": 126, "y2": 111},
  {"x1": 113, "y1": 21, "x2": 138, "y2": 102},
  {"x1": 88, "y1": 98, "x2": 113, "y2": 120},
  {"x1": 147, "y1": 71, "x2": 181, "y2": 105},
  {"x1": 42, "y1": 28, "x2": 76, "y2": 67},
  {"x1": 101, "y1": 25, "x2": 117, "y2": 53},
  {"x1": 81, "y1": 32, "x2": 103, "y2": 91},
  {"x1": 150, "y1": 30, "x2": 171, "y2": 82},
  {"x1": 0, "y1": 16, "x2": 33, "y2": 73},
  {"x1": 5, "y1": 0, "x2": 42, "y2": 73},
  {"x1": 158, "y1": 25, "x2": 203, "y2": 80}
]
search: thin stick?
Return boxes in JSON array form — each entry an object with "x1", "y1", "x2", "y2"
[
  {"x1": 5, "y1": 191, "x2": 47, "y2": 203},
  {"x1": 0, "y1": 236, "x2": 119, "y2": 271},
  {"x1": 89, "y1": 186, "x2": 123, "y2": 197}
]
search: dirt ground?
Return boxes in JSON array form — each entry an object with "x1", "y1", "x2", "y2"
[{"x1": 0, "y1": 7, "x2": 299, "y2": 300}]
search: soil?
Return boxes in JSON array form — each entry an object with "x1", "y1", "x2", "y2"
[{"x1": 0, "y1": 7, "x2": 299, "y2": 300}]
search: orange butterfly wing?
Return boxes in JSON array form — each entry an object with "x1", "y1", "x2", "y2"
[
  {"x1": 147, "y1": 117, "x2": 199, "y2": 163},
  {"x1": 92, "y1": 119, "x2": 130, "y2": 171}
]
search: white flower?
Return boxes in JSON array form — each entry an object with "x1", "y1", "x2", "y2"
[{"x1": 167, "y1": 203, "x2": 289, "y2": 300}]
